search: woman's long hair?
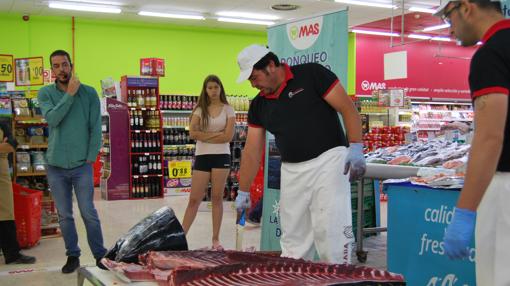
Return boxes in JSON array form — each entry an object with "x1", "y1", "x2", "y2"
[{"x1": 193, "y1": 75, "x2": 228, "y2": 131}]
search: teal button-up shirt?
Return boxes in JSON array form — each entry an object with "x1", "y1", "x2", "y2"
[{"x1": 38, "y1": 83, "x2": 101, "y2": 169}]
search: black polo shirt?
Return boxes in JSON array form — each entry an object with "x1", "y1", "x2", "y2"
[
  {"x1": 248, "y1": 63, "x2": 348, "y2": 163},
  {"x1": 469, "y1": 19, "x2": 510, "y2": 172}
]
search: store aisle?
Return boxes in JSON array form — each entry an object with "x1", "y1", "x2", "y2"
[{"x1": 0, "y1": 190, "x2": 387, "y2": 285}]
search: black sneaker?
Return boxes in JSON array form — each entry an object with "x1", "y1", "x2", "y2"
[
  {"x1": 62, "y1": 256, "x2": 80, "y2": 274},
  {"x1": 96, "y1": 258, "x2": 107, "y2": 270},
  {"x1": 6, "y1": 254, "x2": 36, "y2": 264}
]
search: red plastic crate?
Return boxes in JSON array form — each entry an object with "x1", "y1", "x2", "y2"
[{"x1": 13, "y1": 184, "x2": 42, "y2": 249}]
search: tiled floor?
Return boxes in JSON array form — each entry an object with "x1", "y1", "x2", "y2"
[{"x1": 0, "y1": 190, "x2": 388, "y2": 285}]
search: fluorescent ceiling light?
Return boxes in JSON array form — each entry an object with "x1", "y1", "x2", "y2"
[
  {"x1": 408, "y1": 33, "x2": 432, "y2": 40},
  {"x1": 58, "y1": 0, "x2": 124, "y2": 5},
  {"x1": 216, "y1": 11, "x2": 279, "y2": 20},
  {"x1": 138, "y1": 11, "x2": 205, "y2": 20},
  {"x1": 409, "y1": 6, "x2": 436, "y2": 13},
  {"x1": 49, "y1": 1, "x2": 121, "y2": 13},
  {"x1": 352, "y1": 29, "x2": 400, "y2": 37},
  {"x1": 217, "y1": 17, "x2": 275, "y2": 26},
  {"x1": 431, "y1": 36, "x2": 451, "y2": 42},
  {"x1": 335, "y1": 0, "x2": 396, "y2": 9},
  {"x1": 423, "y1": 23, "x2": 450, "y2": 31}
]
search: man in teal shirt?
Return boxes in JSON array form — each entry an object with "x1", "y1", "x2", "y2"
[{"x1": 38, "y1": 50, "x2": 106, "y2": 273}]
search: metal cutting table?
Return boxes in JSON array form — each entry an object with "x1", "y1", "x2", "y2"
[{"x1": 355, "y1": 163, "x2": 420, "y2": 262}]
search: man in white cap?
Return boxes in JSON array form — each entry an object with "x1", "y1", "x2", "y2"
[
  {"x1": 434, "y1": 1, "x2": 509, "y2": 285},
  {"x1": 234, "y1": 44, "x2": 365, "y2": 264}
]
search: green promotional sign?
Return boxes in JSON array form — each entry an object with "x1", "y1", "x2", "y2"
[{"x1": 261, "y1": 11, "x2": 349, "y2": 251}]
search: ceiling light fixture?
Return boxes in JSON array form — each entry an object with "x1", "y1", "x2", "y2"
[
  {"x1": 408, "y1": 33, "x2": 432, "y2": 40},
  {"x1": 423, "y1": 23, "x2": 450, "y2": 31},
  {"x1": 431, "y1": 36, "x2": 451, "y2": 42},
  {"x1": 57, "y1": 0, "x2": 124, "y2": 6},
  {"x1": 138, "y1": 11, "x2": 205, "y2": 20},
  {"x1": 271, "y1": 4, "x2": 300, "y2": 11},
  {"x1": 352, "y1": 29, "x2": 400, "y2": 37},
  {"x1": 408, "y1": 6, "x2": 436, "y2": 13},
  {"x1": 49, "y1": 1, "x2": 121, "y2": 13},
  {"x1": 335, "y1": 0, "x2": 397, "y2": 9},
  {"x1": 216, "y1": 11, "x2": 279, "y2": 20},
  {"x1": 217, "y1": 17, "x2": 275, "y2": 26}
]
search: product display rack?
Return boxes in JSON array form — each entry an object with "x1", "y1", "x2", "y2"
[
  {"x1": 10, "y1": 95, "x2": 59, "y2": 236},
  {"x1": 160, "y1": 96, "x2": 250, "y2": 198},
  {"x1": 411, "y1": 101, "x2": 473, "y2": 140},
  {"x1": 161, "y1": 105, "x2": 194, "y2": 196},
  {"x1": 121, "y1": 76, "x2": 164, "y2": 199}
]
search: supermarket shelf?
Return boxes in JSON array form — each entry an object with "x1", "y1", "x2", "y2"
[
  {"x1": 129, "y1": 107, "x2": 158, "y2": 111},
  {"x1": 17, "y1": 143, "x2": 48, "y2": 149},
  {"x1": 164, "y1": 144, "x2": 195, "y2": 148},
  {"x1": 163, "y1": 126, "x2": 189, "y2": 130},
  {"x1": 130, "y1": 152, "x2": 162, "y2": 155},
  {"x1": 414, "y1": 128, "x2": 441, "y2": 131},
  {"x1": 14, "y1": 115, "x2": 45, "y2": 121},
  {"x1": 161, "y1": 110, "x2": 193, "y2": 114},
  {"x1": 417, "y1": 119, "x2": 472, "y2": 122},
  {"x1": 416, "y1": 110, "x2": 473, "y2": 113},
  {"x1": 235, "y1": 111, "x2": 249, "y2": 114},
  {"x1": 412, "y1": 101, "x2": 472, "y2": 106},
  {"x1": 132, "y1": 174, "x2": 163, "y2": 178},
  {"x1": 361, "y1": 112, "x2": 388, "y2": 116},
  {"x1": 16, "y1": 171, "x2": 46, "y2": 177},
  {"x1": 130, "y1": 129, "x2": 161, "y2": 133}
]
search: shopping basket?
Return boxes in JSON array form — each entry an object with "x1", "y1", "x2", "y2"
[{"x1": 13, "y1": 183, "x2": 42, "y2": 248}]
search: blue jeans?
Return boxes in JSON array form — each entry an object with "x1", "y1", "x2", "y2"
[{"x1": 47, "y1": 163, "x2": 107, "y2": 259}]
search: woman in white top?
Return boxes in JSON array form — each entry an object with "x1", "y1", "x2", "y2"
[{"x1": 182, "y1": 75, "x2": 235, "y2": 249}]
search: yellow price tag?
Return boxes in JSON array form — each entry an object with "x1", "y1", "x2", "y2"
[
  {"x1": 15, "y1": 57, "x2": 44, "y2": 86},
  {"x1": 168, "y1": 160, "x2": 192, "y2": 179},
  {"x1": 0, "y1": 54, "x2": 14, "y2": 82}
]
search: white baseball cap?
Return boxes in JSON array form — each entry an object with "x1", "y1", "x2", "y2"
[
  {"x1": 433, "y1": 0, "x2": 456, "y2": 17},
  {"x1": 236, "y1": 44, "x2": 270, "y2": 83}
]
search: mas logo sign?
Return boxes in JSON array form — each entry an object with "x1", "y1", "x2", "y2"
[{"x1": 287, "y1": 16, "x2": 323, "y2": 50}]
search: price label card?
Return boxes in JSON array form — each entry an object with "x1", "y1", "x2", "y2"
[
  {"x1": 168, "y1": 160, "x2": 192, "y2": 179},
  {"x1": 15, "y1": 57, "x2": 44, "y2": 86},
  {"x1": 0, "y1": 55, "x2": 14, "y2": 82}
]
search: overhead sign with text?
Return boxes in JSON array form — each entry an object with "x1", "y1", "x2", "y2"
[{"x1": 356, "y1": 35, "x2": 478, "y2": 99}]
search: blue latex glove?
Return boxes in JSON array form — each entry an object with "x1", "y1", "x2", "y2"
[
  {"x1": 343, "y1": 143, "x2": 366, "y2": 182},
  {"x1": 235, "y1": 190, "x2": 251, "y2": 211},
  {"x1": 443, "y1": 207, "x2": 476, "y2": 260}
]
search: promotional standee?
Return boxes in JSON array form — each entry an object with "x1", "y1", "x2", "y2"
[
  {"x1": 386, "y1": 183, "x2": 475, "y2": 286},
  {"x1": 100, "y1": 97, "x2": 130, "y2": 200},
  {"x1": 261, "y1": 10, "x2": 353, "y2": 251}
]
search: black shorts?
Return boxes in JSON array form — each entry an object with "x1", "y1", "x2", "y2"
[{"x1": 193, "y1": 154, "x2": 231, "y2": 172}]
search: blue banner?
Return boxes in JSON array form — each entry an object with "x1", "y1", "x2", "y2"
[{"x1": 387, "y1": 184, "x2": 476, "y2": 286}]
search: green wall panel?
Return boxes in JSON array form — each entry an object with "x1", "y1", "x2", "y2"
[
  {"x1": 1, "y1": 13, "x2": 356, "y2": 98},
  {"x1": 0, "y1": 13, "x2": 266, "y2": 96}
]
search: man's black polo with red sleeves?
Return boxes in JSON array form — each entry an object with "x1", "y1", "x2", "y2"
[
  {"x1": 469, "y1": 19, "x2": 510, "y2": 171},
  {"x1": 248, "y1": 63, "x2": 348, "y2": 163}
]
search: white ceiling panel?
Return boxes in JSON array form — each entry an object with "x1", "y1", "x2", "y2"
[{"x1": 2, "y1": 0, "x2": 443, "y2": 30}]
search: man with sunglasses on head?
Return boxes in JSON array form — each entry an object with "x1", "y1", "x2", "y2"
[{"x1": 434, "y1": 1, "x2": 509, "y2": 285}]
